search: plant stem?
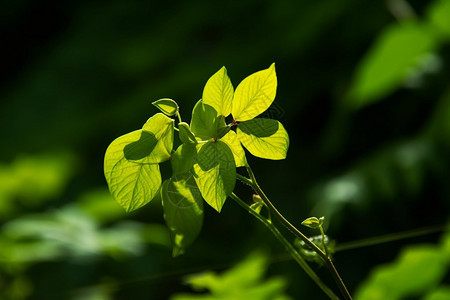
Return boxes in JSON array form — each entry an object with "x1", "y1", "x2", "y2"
[
  {"x1": 230, "y1": 192, "x2": 340, "y2": 300},
  {"x1": 241, "y1": 165, "x2": 353, "y2": 300},
  {"x1": 320, "y1": 226, "x2": 330, "y2": 258}
]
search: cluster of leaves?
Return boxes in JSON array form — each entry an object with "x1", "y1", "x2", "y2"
[{"x1": 104, "y1": 64, "x2": 289, "y2": 255}]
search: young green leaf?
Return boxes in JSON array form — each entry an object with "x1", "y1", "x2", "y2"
[
  {"x1": 171, "y1": 143, "x2": 197, "y2": 175},
  {"x1": 203, "y1": 66, "x2": 234, "y2": 117},
  {"x1": 178, "y1": 122, "x2": 197, "y2": 144},
  {"x1": 232, "y1": 63, "x2": 277, "y2": 122},
  {"x1": 124, "y1": 113, "x2": 174, "y2": 163},
  {"x1": 301, "y1": 217, "x2": 324, "y2": 229},
  {"x1": 161, "y1": 174, "x2": 203, "y2": 257},
  {"x1": 152, "y1": 98, "x2": 179, "y2": 116},
  {"x1": 105, "y1": 130, "x2": 162, "y2": 212},
  {"x1": 193, "y1": 141, "x2": 236, "y2": 212},
  {"x1": 190, "y1": 100, "x2": 225, "y2": 140},
  {"x1": 221, "y1": 130, "x2": 247, "y2": 167},
  {"x1": 237, "y1": 118, "x2": 289, "y2": 160}
]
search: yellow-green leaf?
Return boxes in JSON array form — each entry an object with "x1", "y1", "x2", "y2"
[
  {"x1": 190, "y1": 100, "x2": 226, "y2": 140},
  {"x1": 178, "y1": 122, "x2": 197, "y2": 144},
  {"x1": 152, "y1": 98, "x2": 179, "y2": 116},
  {"x1": 237, "y1": 118, "x2": 289, "y2": 160},
  {"x1": 104, "y1": 130, "x2": 162, "y2": 212},
  {"x1": 193, "y1": 141, "x2": 236, "y2": 212},
  {"x1": 171, "y1": 143, "x2": 196, "y2": 175},
  {"x1": 161, "y1": 174, "x2": 203, "y2": 257},
  {"x1": 301, "y1": 216, "x2": 324, "y2": 229},
  {"x1": 203, "y1": 66, "x2": 234, "y2": 117},
  {"x1": 232, "y1": 63, "x2": 277, "y2": 122},
  {"x1": 221, "y1": 130, "x2": 247, "y2": 167},
  {"x1": 124, "y1": 113, "x2": 174, "y2": 164}
]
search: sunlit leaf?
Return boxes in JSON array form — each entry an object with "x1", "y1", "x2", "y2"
[
  {"x1": 232, "y1": 63, "x2": 277, "y2": 122},
  {"x1": 301, "y1": 216, "x2": 324, "y2": 229},
  {"x1": 161, "y1": 174, "x2": 203, "y2": 256},
  {"x1": 347, "y1": 22, "x2": 438, "y2": 107},
  {"x1": 171, "y1": 144, "x2": 197, "y2": 175},
  {"x1": 190, "y1": 100, "x2": 226, "y2": 140},
  {"x1": 152, "y1": 98, "x2": 179, "y2": 116},
  {"x1": 203, "y1": 66, "x2": 234, "y2": 117},
  {"x1": 193, "y1": 141, "x2": 236, "y2": 212},
  {"x1": 124, "y1": 113, "x2": 174, "y2": 163},
  {"x1": 237, "y1": 118, "x2": 289, "y2": 160},
  {"x1": 221, "y1": 130, "x2": 247, "y2": 167},
  {"x1": 179, "y1": 122, "x2": 197, "y2": 144},
  {"x1": 105, "y1": 130, "x2": 162, "y2": 212}
]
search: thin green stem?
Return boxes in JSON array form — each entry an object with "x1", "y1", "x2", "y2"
[
  {"x1": 230, "y1": 193, "x2": 340, "y2": 300},
  {"x1": 176, "y1": 111, "x2": 182, "y2": 124},
  {"x1": 243, "y1": 165, "x2": 352, "y2": 300},
  {"x1": 320, "y1": 226, "x2": 330, "y2": 258}
]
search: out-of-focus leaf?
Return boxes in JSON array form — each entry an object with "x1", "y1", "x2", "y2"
[
  {"x1": 193, "y1": 141, "x2": 236, "y2": 212},
  {"x1": 355, "y1": 245, "x2": 448, "y2": 299},
  {"x1": 424, "y1": 286, "x2": 450, "y2": 300},
  {"x1": 203, "y1": 66, "x2": 234, "y2": 117},
  {"x1": 170, "y1": 251, "x2": 291, "y2": 300},
  {"x1": 104, "y1": 130, "x2": 162, "y2": 212},
  {"x1": 237, "y1": 118, "x2": 289, "y2": 160},
  {"x1": 347, "y1": 22, "x2": 438, "y2": 107},
  {"x1": 427, "y1": 0, "x2": 450, "y2": 38},
  {"x1": 77, "y1": 189, "x2": 125, "y2": 224},
  {"x1": 232, "y1": 63, "x2": 277, "y2": 122},
  {"x1": 0, "y1": 153, "x2": 76, "y2": 219},
  {"x1": 161, "y1": 174, "x2": 203, "y2": 256}
]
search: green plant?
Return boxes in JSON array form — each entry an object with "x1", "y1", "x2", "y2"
[{"x1": 104, "y1": 64, "x2": 351, "y2": 299}]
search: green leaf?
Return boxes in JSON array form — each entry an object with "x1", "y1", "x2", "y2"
[
  {"x1": 105, "y1": 130, "x2": 162, "y2": 212},
  {"x1": 152, "y1": 98, "x2": 179, "y2": 116},
  {"x1": 161, "y1": 174, "x2": 203, "y2": 257},
  {"x1": 221, "y1": 130, "x2": 247, "y2": 167},
  {"x1": 203, "y1": 66, "x2": 234, "y2": 117},
  {"x1": 179, "y1": 122, "x2": 197, "y2": 144},
  {"x1": 425, "y1": 286, "x2": 450, "y2": 300},
  {"x1": 347, "y1": 22, "x2": 438, "y2": 107},
  {"x1": 237, "y1": 118, "x2": 289, "y2": 160},
  {"x1": 190, "y1": 100, "x2": 226, "y2": 140},
  {"x1": 124, "y1": 113, "x2": 174, "y2": 163},
  {"x1": 301, "y1": 217, "x2": 323, "y2": 229},
  {"x1": 171, "y1": 251, "x2": 290, "y2": 300},
  {"x1": 193, "y1": 141, "x2": 236, "y2": 212},
  {"x1": 427, "y1": 0, "x2": 450, "y2": 38},
  {"x1": 171, "y1": 144, "x2": 197, "y2": 175},
  {"x1": 356, "y1": 246, "x2": 448, "y2": 299},
  {"x1": 232, "y1": 63, "x2": 277, "y2": 122}
]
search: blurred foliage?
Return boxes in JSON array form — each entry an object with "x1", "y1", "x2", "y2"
[
  {"x1": 1, "y1": 0, "x2": 450, "y2": 299},
  {"x1": 355, "y1": 230, "x2": 450, "y2": 299},
  {"x1": 170, "y1": 251, "x2": 291, "y2": 300}
]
